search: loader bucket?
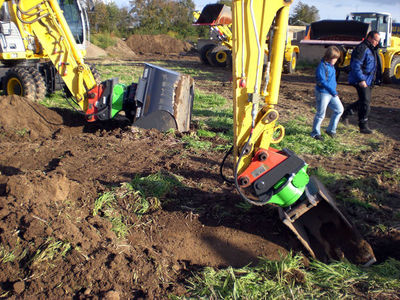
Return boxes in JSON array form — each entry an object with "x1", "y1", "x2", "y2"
[
  {"x1": 130, "y1": 64, "x2": 194, "y2": 132},
  {"x1": 193, "y1": 4, "x2": 232, "y2": 25},
  {"x1": 279, "y1": 176, "x2": 376, "y2": 266},
  {"x1": 309, "y1": 20, "x2": 369, "y2": 41}
]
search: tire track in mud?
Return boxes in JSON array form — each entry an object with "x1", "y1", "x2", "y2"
[
  {"x1": 338, "y1": 141, "x2": 400, "y2": 208},
  {"x1": 344, "y1": 142, "x2": 400, "y2": 178}
]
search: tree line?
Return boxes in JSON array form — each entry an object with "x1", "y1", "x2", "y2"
[{"x1": 83, "y1": 0, "x2": 318, "y2": 39}]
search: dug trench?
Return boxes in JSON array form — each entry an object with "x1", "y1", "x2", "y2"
[{"x1": 0, "y1": 53, "x2": 399, "y2": 298}]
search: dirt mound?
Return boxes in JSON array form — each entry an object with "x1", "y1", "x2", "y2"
[
  {"x1": 0, "y1": 96, "x2": 291, "y2": 298},
  {"x1": 0, "y1": 57, "x2": 399, "y2": 298},
  {"x1": 85, "y1": 41, "x2": 107, "y2": 59},
  {"x1": 106, "y1": 38, "x2": 136, "y2": 59},
  {"x1": 0, "y1": 95, "x2": 64, "y2": 140},
  {"x1": 126, "y1": 34, "x2": 193, "y2": 54}
]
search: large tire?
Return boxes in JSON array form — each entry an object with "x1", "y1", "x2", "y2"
[
  {"x1": 28, "y1": 67, "x2": 47, "y2": 101},
  {"x1": 199, "y1": 44, "x2": 215, "y2": 65},
  {"x1": 208, "y1": 45, "x2": 231, "y2": 67},
  {"x1": 283, "y1": 52, "x2": 298, "y2": 74},
  {"x1": 3, "y1": 67, "x2": 36, "y2": 101},
  {"x1": 383, "y1": 55, "x2": 400, "y2": 84}
]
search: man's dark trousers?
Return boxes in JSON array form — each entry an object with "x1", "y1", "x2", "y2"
[{"x1": 345, "y1": 85, "x2": 372, "y2": 125}]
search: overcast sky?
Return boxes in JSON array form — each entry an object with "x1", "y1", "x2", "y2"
[{"x1": 114, "y1": 0, "x2": 400, "y2": 22}]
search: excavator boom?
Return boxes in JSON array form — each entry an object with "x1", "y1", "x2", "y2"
[
  {"x1": 8, "y1": 0, "x2": 193, "y2": 130},
  {"x1": 224, "y1": 0, "x2": 376, "y2": 264}
]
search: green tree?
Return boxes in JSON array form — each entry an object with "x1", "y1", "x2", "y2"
[
  {"x1": 217, "y1": 0, "x2": 232, "y2": 7},
  {"x1": 290, "y1": 1, "x2": 319, "y2": 24},
  {"x1": 130, "y1": 0, "x2": 196, "y2": 37}
]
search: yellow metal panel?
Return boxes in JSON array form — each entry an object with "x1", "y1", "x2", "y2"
[
  {"x1": 232, "y1": 0, "x2": 292, "y2": 173},
  {"x1": 17, "y1": 0, "x2": 97, "y2": 109},
  {"x1": 0, "y1": 52, "x2": 26, "y2": 59}
]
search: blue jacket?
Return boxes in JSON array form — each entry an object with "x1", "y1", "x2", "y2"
[
  {"x1": 315, "y1": 59, "x2": 337, "y2": 96},
  {"x1": 348, "y1": 40, "x2": 378, "y2": 86}
]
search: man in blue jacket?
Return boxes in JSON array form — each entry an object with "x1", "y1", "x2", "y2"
[{"x1": 341, "y1": 31, "x2": 381, "y2": 134}]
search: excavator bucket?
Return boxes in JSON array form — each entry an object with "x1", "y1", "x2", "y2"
[
  {"x1": 279, "y1": 176, "x2": 376, "y2": 266},
  {"x1": 130, "y1": 64, "x2": 194, "y2": 132},
  {"x1": 308, "y1": 20, "x2": 369, "y2": 41},
  {"x1": 193, "y1": 4, "x2": 232, "y2": 25}
]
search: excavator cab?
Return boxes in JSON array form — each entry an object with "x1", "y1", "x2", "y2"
[{"x1": 57, "y1": 0, "x2": 89, "y2": 50}]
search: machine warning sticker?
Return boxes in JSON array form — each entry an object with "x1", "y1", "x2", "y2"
[{"x1": 251, "y1": 164, "x2": 269, "y2": 179}]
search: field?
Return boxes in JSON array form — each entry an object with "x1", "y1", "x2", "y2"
[{"x1": 0, "y1": 51, "x2": 400, "y2": 299}]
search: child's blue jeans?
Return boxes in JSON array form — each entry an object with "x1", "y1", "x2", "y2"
[{"x1": 311, "y1": 90, "x2": 344, "y2": 137}]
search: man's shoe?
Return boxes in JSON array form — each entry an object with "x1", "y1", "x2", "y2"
[
  {"x1": 359, "y1": 122, "x2": 373, "y2": 134},
  {"x1": 325, "y1": 131, "x2": 336, "y2": 138},
  {"x1": 312, "y1": 135, "x2": 324, "y2": 141},
  {"x1": 360, "y1": 127, "x2": 373, "y2": 134}
]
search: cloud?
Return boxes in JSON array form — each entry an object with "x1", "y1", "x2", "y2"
[{"x1": 361, "y1": 0, "x2": 399, "y2": 5}]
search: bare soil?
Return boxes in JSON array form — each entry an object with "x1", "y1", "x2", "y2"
[
  {"x1": 0, "y1": 51, "x2": 399, "y2": 299},
  {"x1": 125, "y1": 34, "x2": 193, "y2": 54}
]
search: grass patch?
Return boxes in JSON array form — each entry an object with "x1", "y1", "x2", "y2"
[
  {"x1": 155, "y1": 62, "x2": 223, "y2": 80},
  {"x1": 95, "y1": 64, "x2": 143, "y2": 85},
  {"x1": 93, "y1": 172, "x2": 183, "y2": 233},
  {"x1": 39, "y1": 90, "x2": 77, "y2": 110},
  {"x1": 277, "y1": 116, "x2": 375, "y2": 156},
  {"x1": 183, "y1": 253, "x2": 400, "y2": 299},
  {"x1": 182, "y1": 133, "x2": 212, "y2": 151},
  {"x1": 31, "y1": 238, "x2": 71, "y2": 266},
  {"x1": 93, "y1": 192, "x2": 129, "y2": 238},
  {"x1": 0, "y1": 239, "x2": 28, "y2": 264},
  {"x1": 91, "y1": 32, "x2": 117, "y2": 49}
]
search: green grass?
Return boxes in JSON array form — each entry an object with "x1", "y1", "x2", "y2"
[
  {"x1": 95, "y1": 64, "x2": 144, "y2": 85},
  {"x1": 309, "y1": 167, "x2": 394, "y2": 210},
  {"x1": 31, "y1": 238, "x2": 71, "y2": 266},
  {"x1": 183, "y1": 253, "x2": 400, "y2": 299},
  {"x1": 155, "y1": 62, "x2": 224, "y2": 80},
  {"x1": 39, "y1": 90, "x2": 78, "y2": 110},
  {"x1": 92, "y1": 172, "x2": 183, "y2": 234},
  {"x1": 93, "y1": 192, "x2": 129, "y2": 238},
  {"x1": 91, "y1": 32, "x2": 117, "y2": 49},
  {"x1": 0, "y1": 239, "x2": 28, "y2": 264},
  {"x1": 277, "y1": 116, "x2": 377, "y2": 156}
]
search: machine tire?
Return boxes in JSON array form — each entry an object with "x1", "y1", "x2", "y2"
[
  {"x1": 199, "y1": 44, "x2": 215, "y2": 65},
  {"x1": 3, "y1": 67, "x2": 36, "y2": 101},
  {"x1": 283, "y1": 52, "x2": 297, "y2": 74},
  {"x1": 208, "y1": 45, "x2": 230, "y2": 67},
  {"x1": 383, "y1": 55, "x2": 400, "y2": 84},
  {"x1": 28, "y1": 67, "x2": 47, "y2": 101}
]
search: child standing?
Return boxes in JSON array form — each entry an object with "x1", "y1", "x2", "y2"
[{"x1": 311, "y1": 46, "x2": 344, "y2": 140}]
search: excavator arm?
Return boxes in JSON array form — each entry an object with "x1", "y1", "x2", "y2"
[
  {"x1": 17, "y1": 0, "x2": 96, "y2": 110},
  {"x1": 226, "y1": 0, "x2": 376, "y2": 265},
  {"x1": 8, "y1": 0, "x2": 193, "y2": 129},
  {"x1": 232, "y1": 0, "x2": 305, "y2": 206}
]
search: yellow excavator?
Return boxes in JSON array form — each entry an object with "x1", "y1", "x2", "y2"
[
  {"x1": 0, "y1": 0, "x2": 376, "y2": 265},
  {"x1": 224, "y1": 0, "x2": 376, "y2": 265},
  {"x1": 0, "y1": 0, "x2": 193, "y2": 132},
  {"x1": 193, "y1": 4, "x2": 299, "y2": 74},
  {"x1": 0, "y1": 0, "x2": 100, "y2": 101}
]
